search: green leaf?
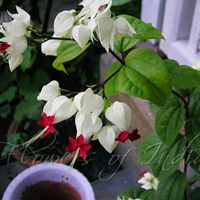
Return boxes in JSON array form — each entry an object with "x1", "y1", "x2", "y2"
[
  {"x1": 53, "y1": 40, "x2": 90, "y2": 72},
  {"x1": 21, "y1": 47, "x2": 32, "y2": 71},
  {"x1": 189, "y1": 87, "x2": 200, "y2": 118},
  {"x1": 155, "y1": 95, "x2": 185, "y2": 145},
  {"x1": 122, "y1": 15, "x2": 164, "y2": 40},
  {"x1": 114, "y1": 35, "x2": 140, "y2": 52},
  {"x1": 187, "y1": 151, "x2": 200, "y2": 173},
  {"x1": 14, "y1": 94, "x2": 42, "y2": 122},
  {"x1": 117, "y1": 187, "x2": 155, "y2": 200},
  {"x1": 33, "y1": 69, "x2": 50, "y2": 88},
  {"x1": 112, "y1": 0, "x2": 132, "y2": 6},
  {"x1": 105, "y1": 48, "x2": 171, "y2": 105},
  {"x1": 1, "y1": 133, "x2": 21, "y2": 157},
  {"x1": 164, "y1": 59, "x2": 200, "y2": 89},
  {"x1": 156, "y1": 171, "x2": 187, "y2": 200},
  {"x1": 0, "y1": 86, "x2": 17, "y2": 104},
  {"x1": 185, "y1": 118, "x2": 200, "y2": 155},
  {"x1": 190, "y1": 187, "x2": 200, "y2": 200},
  {"x1": 138, "y1": 133, "x2": 185, "y2": 180}
]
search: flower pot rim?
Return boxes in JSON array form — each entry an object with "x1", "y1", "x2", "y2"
[{"x1": 3, "y1": 163, "x2": 95, "y2": 200}]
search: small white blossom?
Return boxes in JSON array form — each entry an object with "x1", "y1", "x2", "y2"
[
  {"x1": 37, "y1": 80, "x2": 60, "y2": 101},
  {"x1": 43, "y1": 96, "x2": 77, "y2": 123},
  {"x1": 138, "y1": 172, "x2": 159, "y2": 190}
]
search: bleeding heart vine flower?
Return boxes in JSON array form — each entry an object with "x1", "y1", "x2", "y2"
[
  {"x1": 0, "y1": 42, "x2": 11, "y2": 53},
  {"x1": 75, "y1": 113, "x2": 102, "y2": 140},
  {"x1": 71, "y1": 24, "x2": 91, "y2": 48},
  {"x1": 42, "y1": 95, "x2": 77, "y2": 124},
  {"x1": 42, "y1": 10, "x2": 76, "y2": 56},
  {"x1": 78, "y1": 0, "x2": 112, "y2": 20},
  {"x1": 37, "y1": 80, "x2": 61, "y2": 101},
  {"x1": 0, "y1": 6, "x2": 31, "y2": 71},
  {"x1": 37, "y1": 113, "x2": 55, "y2": 136},
  {"x1": 74, "y1": 88, "x2": 104, "y2": 123},
  {"x1": 138, "y1": 172, "x2": 159, "y2": 190},
  {"x1": 115, "y1": 129, "x2": 140, "y2": 143},
  {"x1": 95, "y1": 101, "x2": 139, "y2": 153},
  {"x1": 97, "y1": 125, "x2": 120, "y2": 153},
  {"x1": 105, "y1": 101, "x2": 132, "y2": 130},
  {"x1": 65, "y1": 134, "x2": 92, "y2": 159}
]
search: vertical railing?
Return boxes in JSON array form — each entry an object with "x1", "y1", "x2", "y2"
[{"x1": 141, "y1": 0, "x2": 200, "y2": 65}]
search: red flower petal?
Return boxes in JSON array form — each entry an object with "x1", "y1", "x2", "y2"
[
  {"x1": 65, "y1": 137, "x2": 78, "y2": 151},
  {"x1": 128, "y1": 129, "x2": 140, "y2": 141},
  {"x1": 77, "y1": 134, "x2": 84, "y2": 145},
  {"x1": 65, "y1": 135, "x2": 92, "y2": 159},
  {"x1": 79, "y1": 144, "x2": 91, "y2": 159},
  {"x1": 140, "y1": 171, "x2": 148, "y2": 177},
  {"x1": 115, "y1": 131, "x2": 130, "y2": 142},
  {"x1": 0, "y1": 42, "x2": 11, "y2": 52}
]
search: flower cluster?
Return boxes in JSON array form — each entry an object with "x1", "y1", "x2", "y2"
[
  {"x1": 36, "y1": 80, "x2": 140, "y2": 158},
  {"x1": 0, "y1": 6, "x2": 31, "y2": 71},
  {"x1": 42, "y1": 0, "x2": 136, "y2": 55}
]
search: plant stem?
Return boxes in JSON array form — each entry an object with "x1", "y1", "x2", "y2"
[
  {"x1": 172, "y1": 90, "x2": 190, "y2": 118},
  {"x1": 109, "y1": 49, "x2": 125, "y2": 65},
  {"x1": 172, "y1": 90, "x2": 190, "y2": 200}
]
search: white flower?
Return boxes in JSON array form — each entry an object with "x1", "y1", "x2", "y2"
[
  {"x1": 43, "y1": 96, "x2": 77, "y2": 123},
  {"x1": 0, "y1": 6, "x2": 31, "y2": 71},
  {"x1": 115, "y1": 17, "x2": 136, "y2": 36},
  {"x1": 75, "y1": 113, "x2": 102, "y2": 139},
  {"x1": 105, "y1": 101, "x2": 132, "y2": 131},
  {"x1": 74, "y1": 88, "x2": 104, "y2": 123},
  {"x1": 8, "y1": 6, "x2": 30, "y2": 26},
  {"x1": 54, "y1": 10, "x2": 76, "y2": 36},
  {"x1": 138, "y1": 172, "x2": 159, "y2": 190},
  {"x1": 78, "y1": 0, "x2": 112, "y2": 19},
  {"x1": 97, "y1": 125, "x2": 120, "y2": 153},
  {"x1": 71, "y1": 24, "x2": 91, "y2": 48},
  {"x1": 192, "y1": 60, "x2": 200, "y2": 71},
  {"x1": 41, "y1": 35, "x2": 61, "y2": 56},
  {"x1": 96, "y1": 17, "x2": 115, "y2": 52},
  {"x1": 37, "y1": 80, "x2": 60, "y2": 101},
  {"x1": 41, "y1": 10, "x2": 76, "y2": 56}
]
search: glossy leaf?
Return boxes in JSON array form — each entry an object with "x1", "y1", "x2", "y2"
[
  {"x1": 112, "y1": 0, "x2": 132, "y2": 6},
  {"x1": 156, "y1": 171, "x2": 187, "y2": 200},
  {"x1": 155, "y1": 95, "x2": 185, "y2": 145},
  {"x1": 122, "y1": 15, "x2": 164, "y2": 40},
  {"x1": 164, "y1": 59, "x2": 200, "y2": 89},
  {"x1": 185, "y1": 118, "x2": 200, "y2": 155},
  {"x1": 53, "y1": 40, "x2": 90, "y2": 72}
]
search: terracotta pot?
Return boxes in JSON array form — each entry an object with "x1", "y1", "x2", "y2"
[{"x1": 7, "y1": 121, "x2": 75, "y2": 167}]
